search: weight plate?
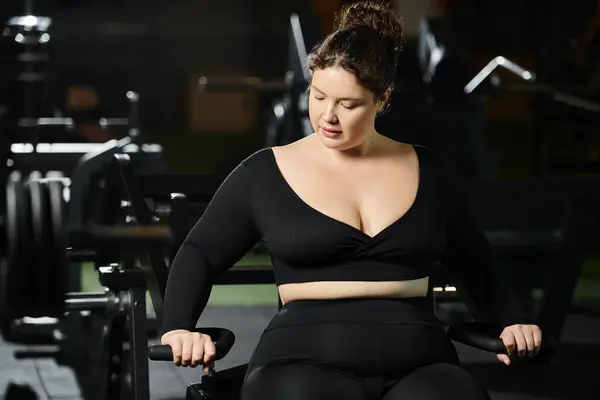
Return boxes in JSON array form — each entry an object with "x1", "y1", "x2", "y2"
[
  {"x1": 28, "y1": 173, "x2": 61, "y2": 317},
  {"x1": 5, "y1": 176, "x2": 19, "y2": 276},
  {"x1": 27, "y1": 175, "x2": 45, "y2": 314},
  {"x1": 1, "y1": 173, "x2": 30, "y2": 319},
  {"x1": 47, "y1": 176, "x2": 68, "y2": 313}
]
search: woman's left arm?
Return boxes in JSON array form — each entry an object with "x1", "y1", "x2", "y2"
[{"x1": 441, "y1": 175, "x2": 543, "y2": 365}]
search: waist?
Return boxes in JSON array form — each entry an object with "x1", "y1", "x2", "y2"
[
  {"x1": 273, "y1": 259, "x2": 440, "y2": 286},
  {"x1": 265, "y1": 297, "x2": 440, "y2": 332},
  {"x1": 278, "y1": 278, "x2": 429, "y2": 305}
]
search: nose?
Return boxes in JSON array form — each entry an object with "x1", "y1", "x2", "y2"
[{"x1": 323, "y1": 102, "x2": 338, "y2": 124}]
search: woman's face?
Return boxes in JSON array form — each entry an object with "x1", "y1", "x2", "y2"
[{"x1": 308, "y1": 66, "x2": 382, "y2": 152}]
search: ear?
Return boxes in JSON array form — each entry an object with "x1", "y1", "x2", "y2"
[{"x1": 377, "y1": 88, "x2": 393, "y2": 112}]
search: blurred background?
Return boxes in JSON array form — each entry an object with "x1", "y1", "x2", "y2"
[
  {"x1": 1, "y1": 0, "x2": 599, "y2": 177},
  {"x1": 1, "y1": 0, "x2": 600, "y2": 399}
]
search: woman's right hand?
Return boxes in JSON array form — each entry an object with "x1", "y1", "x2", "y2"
[{"x1": 160, "y1": 330, "x2": 217, "y2": 372}]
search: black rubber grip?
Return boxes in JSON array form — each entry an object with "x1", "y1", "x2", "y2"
[
  {"x1": 148, "y1": 344, "x2": 174, "y2": 361},
  {"x1": 447, "y1": 322, "x2": 508, "y2": 354},
  {"x1": 447, "y1": 321, "x2": 558, "y2": 361}
]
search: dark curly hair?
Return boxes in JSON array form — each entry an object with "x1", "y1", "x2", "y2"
[{"x1": 307, "y1": 1, "x2": 404, "y2": 109}]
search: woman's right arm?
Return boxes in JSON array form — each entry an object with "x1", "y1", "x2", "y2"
[{"x1": 160, "y1": 161, "x2": 261, "y2": 366}]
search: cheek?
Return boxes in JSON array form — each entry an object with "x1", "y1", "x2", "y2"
[
  {"x1": 341, "y1": 109, "x2": 373, "y2": 133},
  {"x1": 308, "y1": 99, "x2": 323, "y2": 128},
  {"x1": 308, "y1": 100, "x2": 376, "y2": 133}
]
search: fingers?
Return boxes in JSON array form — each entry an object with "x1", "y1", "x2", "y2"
[
  {"x1": 496, "y1": 354, "x2": 511, "y2": 366},
  {"x1": 204, "y1": 338, "x2": 217, "y2": 365},
  {"x1": 181, "y1": 335, "x2": 194, "y2": 367},
  {"x1": 513, "y1": 328, "x2": 528, "y2": 358},
  {"x1": 171, "y1": 339, "x2": 183, "y2": 366},
  {"x1": 522, "y1": 327, "x2": 536, "y2": 357},
  {"x1": 161, "y1": 331, "x2": 215, "y2": 368},
  {"x1": 501, "y1": 329, "x2": 517, "y2": 358},
  {"x1": 161, "y1": 329, "x2": 186, "y2": 366},
  {"x1": 500, "y1": 325, "x2": 544, "y2": 364},
  {"x1": 202, "y1": 338, "x2": 217, "y2": 373},
  {"x1": 191, "y1": 334, "x2": 205, "y2": 368},
  {"x1": 512, "y1": 325, "x2": 542, "y2": 358},
  {"x1": 533, "y1": 327, "x2": 543, "y2": 357}
]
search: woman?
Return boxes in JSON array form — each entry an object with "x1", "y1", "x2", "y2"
[{"x1": 160, "y1": 3, "x2": 543, "y2": 399}]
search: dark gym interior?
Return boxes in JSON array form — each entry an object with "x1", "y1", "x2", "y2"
[{"x1": 0, "y1": 0, "x2": 599, "y2": 399}]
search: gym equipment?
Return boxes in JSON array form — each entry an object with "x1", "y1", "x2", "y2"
[
  {"x1": 464, "y1": 56, "x2": 600, "y2": 175},
  {"x1": 1, "y1": 2, "x2": 148, "y2": 163},
  {"x1": 8, "y1": 138, "x2": 164, "y2": 176},
  {"x1": 1, "y1": 7, "x2": 161, "y2": 220},
  {"x1": 458, "y1": 177, "x2": 598, "y2": 341},
  {"x1": 265, "y1": 12, "x2": 322, "y2": 146},
  {"x1": 419, "y1": 14, "x2": 600, "y2": 176},
  {"x1": 80, "y1": 151, "x2": 598, "y2": 400},
  {"x1": 189, "y1": 12, "x2": 319, "y2": 149},
  {"x1": 0, "y1": 159, "x2": 172, "y2": 321},
  {"x1": 418, "y1": 14, "x2": 536, "y2": 100},
  {"x1": 463, "y1": 56, "x2": 535, "y2": 95},
  {"x1": 2, "y1": 3, "x2": 54, "y2": 126},
  {"x1": 1, "y1": 154, "x2": 174, "y2": 400},
  {"x1": 3, "y1": 134, "x2": 163, "y2": 292},
  {"x1": 9, "y1": 148, "x2": 592, "y2": 399},
  {"x1": 148, "y1": 293, "x2": 557, "y2": 400},
  {"x1": 417, "y1": 23, "x2": 600, "y2": 310},
  {"x1": 0, "y1": 136, "x2": 160, "y2": 345},
  {"x1": 418, "y1": 16, "x2": 474, "y2": 100},
  {"x1": 3, "y1": 382, "x2": 38, "y2": 400},
  {"x1": 15, "y1": 90, "x2": 141, "y2": 140},
  {"x1": 134, "y1": 171, "x2": 275, "y2": 285},
  {"x1": 1, "y1": 149, "x2": 257, "y2": 399}
]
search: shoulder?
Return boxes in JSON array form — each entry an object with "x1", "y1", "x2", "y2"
[
  {"x1": 378, "y1": 135, "x2": 439, "y2": 161},
  {"x1": 229, "y1": 147, "x2": 277, "y2": 180},
  {"x1": 383, "y1": 138, "x2": 444, "y2": 172},
  {"x1": 213, "y1": 148, "x2": 275, "y2": 202},
  {"x1": 412, "y1": 144, "x2": 442, "y2": 162},
  {"x1": 223, "y1": 147, "x2": 285, "y2": 192},
  {"x1": 227, "y1": 139, "x2": 308, "y2": 180},
  {"x1": 261, "y1": 137, "x2": 313, "y2": 169},
  {"x1": 412, "y1": 144, "x2": 449, "y2": 176},
  {"x1": 215, "y1": 148, "x2": 274, "y2": 189},
  {"x1": 239, "y1": 147, "x2": 274, "y2": 168}
]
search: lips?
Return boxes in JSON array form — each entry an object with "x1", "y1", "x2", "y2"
[
  {"x1": 320, "y1": 127, "x2": 342, "y2": 139},
  {"x1": 321, "y1": 127, "x2": 342, "y2": 134}
]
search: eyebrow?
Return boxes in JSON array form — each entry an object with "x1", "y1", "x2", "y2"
[{"x1": 311, "y1": 85, "x2": 362, "y2": 101}]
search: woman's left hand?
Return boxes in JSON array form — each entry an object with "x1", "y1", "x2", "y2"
[{"x1": 497, "y1": 324, "x2": 542, "y2": 366}]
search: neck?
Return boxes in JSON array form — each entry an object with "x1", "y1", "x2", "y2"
[{"x1": 325, "y1": 130, "x2": 383, "y2": 162}]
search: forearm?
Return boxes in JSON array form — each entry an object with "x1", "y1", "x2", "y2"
[
  {"x1": 158, "y1": 160, "x2": 261, "y2": 335},
  {"x1": 443, "y1": 189, "x2": 535, "y2": 327},
  {"x1": 160, "y1": 241, "x2": 215, "y2": 335},
  {"x1": 444, "y1": 240, "x2": 533, "y2": 327}
]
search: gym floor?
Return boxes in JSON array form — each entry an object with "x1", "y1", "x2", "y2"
[{"x1": 1, "y1": 254, "x2": 599, "y2": 399}]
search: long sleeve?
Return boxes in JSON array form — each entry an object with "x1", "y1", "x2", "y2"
[
  {"x1": 160, "y1": 162, "x2": 261, "y2": 335},
  {"x1": 440, "y1": 170, "x2": 535, "y2": 328}
]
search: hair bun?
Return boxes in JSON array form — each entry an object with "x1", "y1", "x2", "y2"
[{"x1": 335, "y1": 1, "x2": 404, "y2": 58}]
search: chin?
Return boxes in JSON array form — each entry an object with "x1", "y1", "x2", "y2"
[
  {"x1": 317, "y1": 133, "x2": 350, "y2": 149},
  {"x1": 321, "y1": 139, "x2": 360, "y2": 152}
]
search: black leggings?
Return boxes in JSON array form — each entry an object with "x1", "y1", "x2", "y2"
[{"x1": 241, "y1": 298, "x2": 490, "y2": 400}]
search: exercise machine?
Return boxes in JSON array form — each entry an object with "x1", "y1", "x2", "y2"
[
  {"x1": 148, "y1": 295, "x2": 557, "y2": 400},
  {"x1": 0, "y1": 154, "x2": 173, "y2": 400}
]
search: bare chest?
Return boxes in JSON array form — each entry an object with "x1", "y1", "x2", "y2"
[{"x1": 275, "y1": 155, "x2": 420, "y2": 238}]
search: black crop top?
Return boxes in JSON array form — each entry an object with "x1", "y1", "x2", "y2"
[{"x1": 161, "y1": 146, "x2": 533, "y2": 334}]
